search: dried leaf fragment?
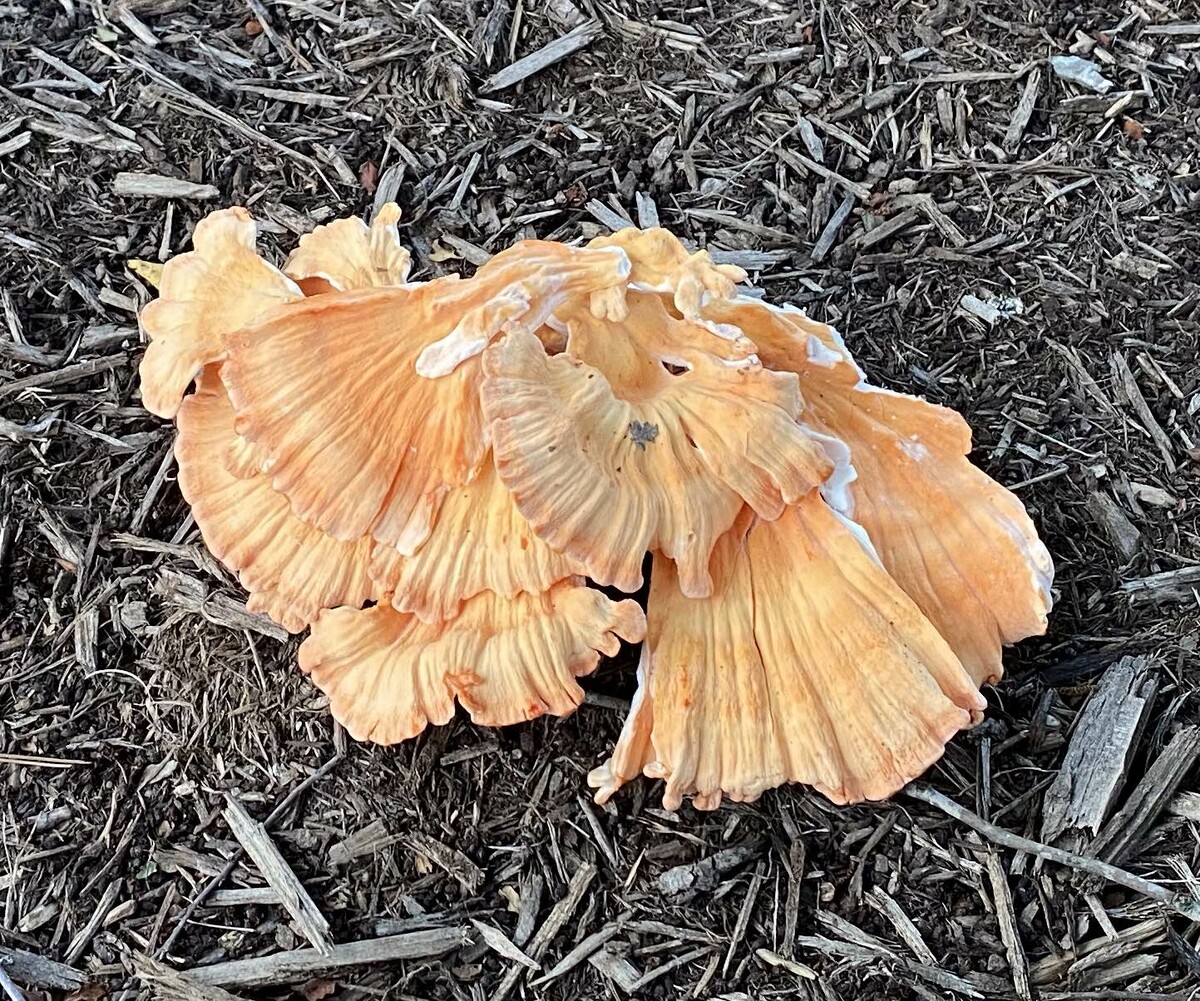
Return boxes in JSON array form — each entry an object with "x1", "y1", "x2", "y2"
[{"x1": 127, "y1": 259, "x2": 164, "y2": 288}]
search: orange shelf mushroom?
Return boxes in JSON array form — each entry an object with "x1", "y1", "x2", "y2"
[{"x1": 137, "y1": 204, "x2": 1053, "y2": 810}]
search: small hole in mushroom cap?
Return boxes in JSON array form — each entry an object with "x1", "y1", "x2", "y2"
[{"x1": 661, "y1": 360, "x2": 689, "y2": 376}]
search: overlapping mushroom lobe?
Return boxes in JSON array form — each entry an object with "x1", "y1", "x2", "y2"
[
  {"x1": 175, "y1": 367, "x2": 376, "y2": 632},
  {"x1": 222, "y1": 241, "x2": 637, "y2": 556},
  {"x1": 415, "y1": 240, "x2": 634, "y2": 377},
  {"x1": 704, "y1": 298, "x2": 1053, "y2": 685},
  {"x1": 284, "y1": 202, "x2": 412, "y2": 295},
  {"x1": 480, "y1": 293, "x2": 833, "y2": 597},
  {"x1": 220, "y1": 283, "x2": 489, "y2": 554},
  {"x1": 368, "y1": 458, "x2": 581, "y2": 623},
  {"x1": 586, "y1": 227, "x2": 747, "y2": 320},
  {"x1": 590, "y1": 496, "x2": 986, "y2": 812},
  {"x1": 298, "y1": 583, "x2": 646, "y2": 744},
  {"x1": 138, "y1": 208, "x2": 302, "y2": 418}
]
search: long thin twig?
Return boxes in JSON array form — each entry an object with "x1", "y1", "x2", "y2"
[
  {"x1": 906, "y1": 784, "x2": 1200, "y2": 919},
  {"x1": 155, "y1": 754, "x2": 343, "y2": 959}
]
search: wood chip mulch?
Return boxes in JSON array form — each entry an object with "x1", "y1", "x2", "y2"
[{"x1": 2, "y1": 1, "x2": 1198, "y2": 999}]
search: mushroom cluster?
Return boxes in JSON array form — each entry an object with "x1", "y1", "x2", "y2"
[{"x1": 137, "y1": 205, "x2": 1053, "y2": 811}]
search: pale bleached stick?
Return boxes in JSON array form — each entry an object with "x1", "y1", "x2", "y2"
[
  {"x1": 222, "y1": 796, "x2": 333, "y2": 956},
  {"x1": 905, "y1": 784, "x2": 1200, "y2": 919}
]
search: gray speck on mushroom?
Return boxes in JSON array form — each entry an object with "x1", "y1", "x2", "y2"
[{"x1": 628, "y1": 420, "x2": 659, "y2": 450}]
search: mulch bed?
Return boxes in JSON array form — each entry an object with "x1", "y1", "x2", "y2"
[{"x1": 2, "y1": 1, "x2": 1198, "y2": 999}]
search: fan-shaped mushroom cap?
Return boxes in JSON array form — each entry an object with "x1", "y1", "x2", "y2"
[
  {"x1": 175, "y1": 367, "x2": 375, "y2": 632},
  {"x1": 298, "y1": 582, "x2": 646, "y2": 743},
  {"x1": 284, "y1": 202, "x2": 412, "y2": 295},
  {"x1": 589, "y1": 497, "x2": 985, "y2": 811},
  {"x1": 138, "y1": 208, "x2": 301, "y2": 418},
  {"x1": 223, "y1": 240, "x2": 639, "y2": 552},
  {"x1": 480, "y1": 294, "x2": 833, "y2": 596},
  {"x1": 414, "y1": 240, "x2": 632, "y2": 377},
  {"x1": 213, "y1": 203, "x2": 413, "y2": 481},
  {"x1": 221, "y1": 284, "x2": 487, "y2": 552},
  {"x1": 586, "y1": 228, "x2": 746, "y2": 321},
  {"x1": 704, "y1": 298, "x2": 1053, "y2": 686},
  {"x1": 215, "y1": 203, "x2": 412, "y2": 481},
  {"x1": 369, "y1": 457, "x2": 580, "y2": 622}
]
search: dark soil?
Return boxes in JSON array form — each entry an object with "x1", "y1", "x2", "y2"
[{"x1": 2, "y1": 1, "x2": 1198, "y2": 999}]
